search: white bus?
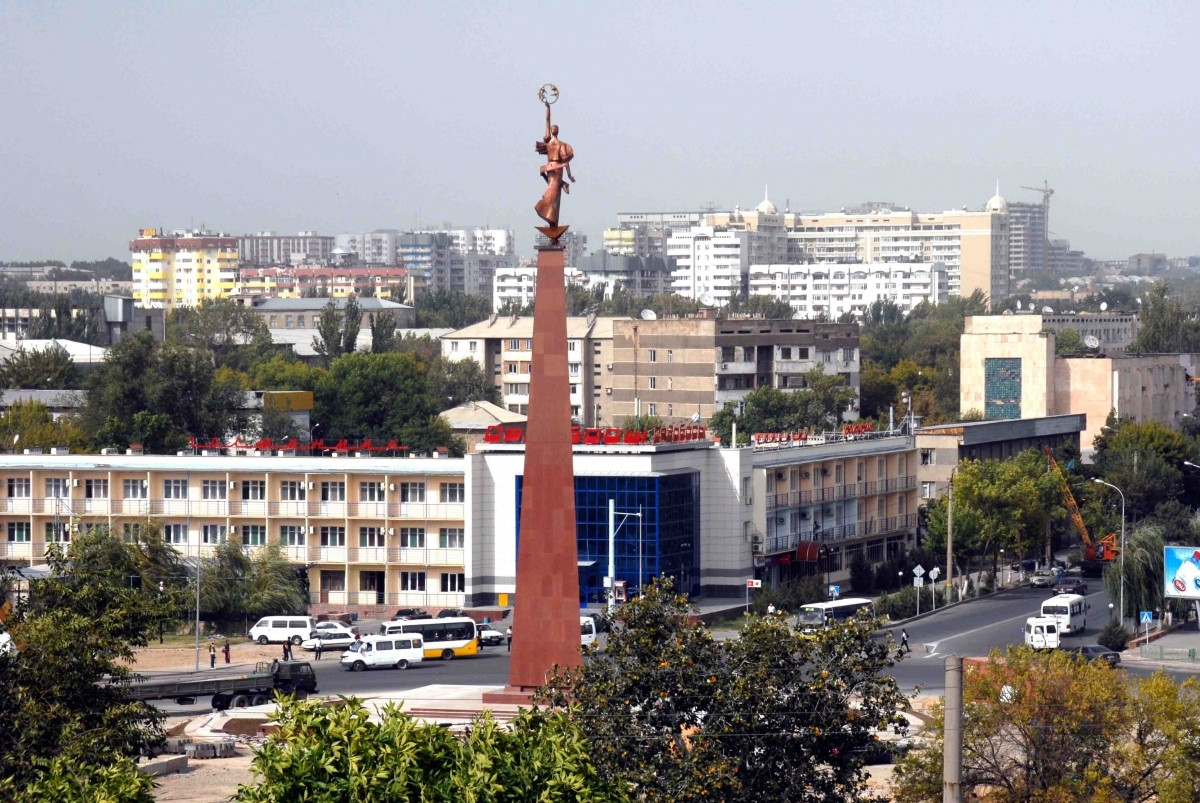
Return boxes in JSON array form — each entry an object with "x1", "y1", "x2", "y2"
[
  {"x1": 1040, "y1": 594, "x2": 1089, "y2": 635},
  {"x1": 795, "y1": 598, "x2": 875, "y2": 632},
  {"x1": 383, "y1": 617, "x2": 479, "y2": 660}
]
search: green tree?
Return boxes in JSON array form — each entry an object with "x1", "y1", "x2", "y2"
[
  {"x1": 892, "y1": 648, "x2": 1200, "y2": 802},
  {"x1": 312, "y1": 299, "x2": 342, "y2": 366},
  {"x1": 709, "y1": 367, "x2": 857, "y2": 445},
  {"x1": 369, "y1": 311, "x2": 398, "y2": 353},
  {"x1": 0, "y1": 399, "x2": 89, "y2": 453},
  {"x1": 538, "y1": 580, "x2": 906, "y2": 803},
  {"x1": 1103, "y1": 523, "x2": 1166, "y2": 623},
  {"x1": 200, "y1": 541, "x2": 307, "y2": 634},
  {"x1": 341, "y1": 295, "x2": 362, "y2": 355},
  {"x1": 428, "y1": 356, "x2": 501, "y2": 410},
  {"x1": 413, "y1": 289, "x2": 493, "y2": 328},
  {"x1": 1053, "y1": 326, "x2": 1082, "y2": 356},
  {"x1": 721, "y1": 292, "x2": 793, "y2": 318},
  {"x1": 621, "y1": 413, "x2": 664, "y2": 432},
  {"x1": 166, "y1": 298, "x2": 275, "y2": 371},
  {"x1": 1, "y1": 344, "x2": 80, "y2": 389},
  {"x1": 236, "y1": 698, "x2": 627, "y2": 802},
  {"x1": 25, "y1": 293, "x2": 105, "y2": 345},
  {"x1": 249, "y1": 356, "x2": 323, "y2": 392},
  {"x1": 1130, "y1": 280, "x2": 1199, "y2": 353}
]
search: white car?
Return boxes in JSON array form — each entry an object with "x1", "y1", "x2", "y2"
[
  {"x1": 477, "y1": 625, "x2": 505, "y2": 647},
  {"x1": 248, "y1": 616, "x2": 318, "y2": 646},
  {"x1": 341, "y1": 634, "x2": 425, "y2": 671},
  {"x1": 315, "y1": 620, "x2": 359, "y2": 638},
  {"x1": 301, "y1": 631, "x2": 357, "y2": 652}
]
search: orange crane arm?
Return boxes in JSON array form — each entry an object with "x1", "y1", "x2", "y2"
[{"x1": 1043, "y1": 446, "x2": 1095, "y2": 548}]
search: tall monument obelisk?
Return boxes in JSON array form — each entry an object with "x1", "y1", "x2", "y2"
[{"x1": 486, "y1": 84, "x2": 581, "y2": 702}]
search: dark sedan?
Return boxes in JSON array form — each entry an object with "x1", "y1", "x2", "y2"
[
  {"x1": 391, "y1": 608, "x2": 432, "y2": 621},
  {"x1": 1062, "y1": 644, "x2": 1121, "y2": 666},
  {"x1": 1052, "y1": 577, "x2": 1089, "y2": 595}
]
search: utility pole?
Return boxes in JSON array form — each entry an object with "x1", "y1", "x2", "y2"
[
  {"x1": 946, "y1": 471, "x2": 954, "y2": 604},
  {"x1": 608, "y1": 499, "x2": 617, "y2": 613},
  {"x1": 194, "y1": 556, "x2": 201, "y2": 671},
  {"x1": 943, "y1": 656, "x2": 963, "y2": 802}
]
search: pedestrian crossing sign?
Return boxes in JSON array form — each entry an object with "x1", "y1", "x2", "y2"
[{"x1": 1140, "y1": 611, "x2": 1153, "y2": 624}]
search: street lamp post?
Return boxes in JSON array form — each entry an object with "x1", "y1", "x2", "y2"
[
  {"x1": 308, "y1": 423, "x2": 321, "y2": 444},
  {"x1": 1092, "y1": 479, "x2": 1126, "y2": 628},
  {"x1": 606, "y1": 500, "x2": 644, "y2": 613}
]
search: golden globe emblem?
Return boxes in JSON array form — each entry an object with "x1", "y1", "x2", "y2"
[{"x1": 537, "y1": 84, "x2": 559, "y2": 105}]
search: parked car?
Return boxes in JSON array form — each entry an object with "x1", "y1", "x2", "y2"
[
  {"x1": 1010, "y1": 558, "x2": 1038, "y2": 571},
  {"x1": 315, "y1": 620, "x2": 359, "y2": 638},
  {"x1": 301, "y1": 631, "x2": 357, "y2": 652},
  {"x1": 391, "y1": 608, "x2": 432, "y2": 621},
  {"x1": 248, "y1": 616, "x2": 318, "y2": 646},
  {"x1": 1029, "y1": 570, "x2": 1056, "y2": 588},
  {"x1": 1061, "y1": 644, "x2": 1121, "y2": 667},
  {"x1": 437, "y1": 609, "x2": 466, "y2": 619},
  {"x1": 476, "y1": 625, "x2": 505, "y2": 647},
  {"x1": 1052, "y1": 577, "x2": 1089, "y2": 596},
  {"x1": 583, "y1": 611, "x2": 610, "y2": 634}
]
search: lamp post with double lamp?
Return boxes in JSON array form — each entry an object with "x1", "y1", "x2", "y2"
[
  {"x1": 606, "y1": 500, "x2": 644, "y2": 614},
  {"x1": 308, "y1": 422, "x2": 321, "y2": 444},
  {"x1": 1091, "y1": 478, "x2": 1126, "y2": 628}
]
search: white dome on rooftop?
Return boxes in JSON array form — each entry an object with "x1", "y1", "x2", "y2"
[
  {"x1": 756, "y1": 186, "x2": 777, "y2": 215},
  {"x1": 985, "y1": 180, "x2": 1007, "y2": 213}
]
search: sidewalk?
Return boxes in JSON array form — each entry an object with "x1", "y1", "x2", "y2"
[{"x1": 1121, "y1": 627, "x2": 1200, "y2": 667}]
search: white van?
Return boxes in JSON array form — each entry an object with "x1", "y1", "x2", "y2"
[
  {"x1": 581, "y1": 616, "x2": 597, "y2": 648},
  {"x1": 1041, "y1": 594, "x2": 1089, "y2": 635},
  {"x1": 341, "y1": 634, "x2": 425, "y2": 671},
  {"x1": 1024, "y1": 616, "x2": 1061, "y2": 649},
  {"x1": 248, "y1": 616, "x2": 318, "y2": 645}
]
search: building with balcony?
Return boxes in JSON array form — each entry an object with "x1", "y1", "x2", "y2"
[
  {"x1": 413, "y1": 227, "x2": 515, "y2": 257},
  {"x1": 250, "y1": 296, "x2": 415, "y2": 331},
  {"x1": 236, "y1": 266, "x2": 408, "y2": 299},
  {"x1": 238, "y1": 232, "x2": 334, "y2": 267},
  {"x1": 748, "y1": 262, "x2": 948, "y2": 318},
  {"x1": 129, "y1": 228, "x2": 240, "y2": 309},
  {"x1": 609, "y1": 316, "x2": 860, "y2": 426},
  {"x1": 577, "y1": 252, "x2": 672, "y2": 298},
  {"x1": 335, "y1": 231, "x2": 398, "y2": 266},
  {"x1": 604, "y1": 212, "x2": 706, "y2": 258},
  {"x1": 491, "y1": 264, "x2": 584, "y2": 312}
]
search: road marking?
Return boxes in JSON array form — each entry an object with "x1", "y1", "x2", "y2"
[{"x1": 921, "y1": 589, "x2": 1107, "y2": 656}]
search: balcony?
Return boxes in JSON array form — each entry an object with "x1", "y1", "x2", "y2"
[
  {"x1": 764, "y1": 523, "x2": 860, "y2": 555},
  {"x1": 347, "y1": 502, "x2": 388, "y2": 519},
  {"x1": 766, "y1": 475, "x2": 916, "y2": 510},
  {"x1": 269, "y1": 501, "x2": 308, "y2": 517},
  {"x1": 860, "y1": 513, "x2": 918, "y2": 536},
  {"x1": 387, "y1": 502, "x2": 465, "y2": 521},
  {"x1": 308, "y1": 546, "x2": 347, "y2": 563},
  {"x1": 348, "y1": 546, "x2": 388, "y2": 564},
  {"x1": 308, "y1": 590, "x2": 466, "y2": 608},
  {"x1": 386, "y1": 547, "x2": 465, "y2": 566},
  {"x1": 1, "y1": 541, "x2": 32, "y2": 559},
  {"x1": 229, "y1": 500, "x2": 268, "y2": 517},
  {"x1": 1, "y1": 498, "x2": 32, "y2": 515}
]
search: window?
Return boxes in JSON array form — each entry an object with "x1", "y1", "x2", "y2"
[
  {"x1": 285, "y1": 315, "x2": 294, "y2": 329},
  {"x1": 45, "y1": 478, "x2": 68, "y2": 498},
  {"x1": 360, "y1": 527, "x2": 384, "y2": 547},
  {"x1": 297, "y1": 315, "x2": 305, "y2": 329},
  {"x1": 877, "y1": 458, "x2": 885, "y2": 479},
  {"x1": 202, "y1": 480, "x2": 227, "y2": 500},
  {"x1": 242, "y1": 525, "x2": 267, "y2": 546},
  {"x1": 400, "y1": 527, "x2": 425, "y2": 548},
  {"x1": 450, "y1": 340, "x2": 459, "y2": 351},
  {"x1": 899, "y1": 455, "x2": 907, "y2": 475},
  {"x1": 648, "y1": 349, "x2": 657, "y2": 362},
  {"x1": 280, "y1": 481, "x2": 305, "y2": 501},
  {"x1": 165, "y1": 524, "x2": 188, "y2": 544},
  {"x1": 202, "y1": 524, "x2": 227, "y2": 544},
  {"x1": 742, "y1": 347, "x2": 754, "y2": 362},
  {"x1": 469, "y1": 340, "x2": 478, "y2": 352},
  {"x1": 647, "y1": 376, "x2": 656, "y2": 390},
  {"x1": 921, "y1": 481, "x2": 935, "y2": 499},
  {"x1": 667, "y1": 349, "x2": 674, "y2": 363},
  {"x1": 876, "y1": 499, "x2": 885, "y2": 518},
  {"x1": 780, "y1": 346, "x2": 792, "y2": 359},
  {"x1": 360, "y1": 482, "x2": 384, "y2": 501},
  {"x1": 400, "y1": 483, "x2": 425, "y2": 502},
  {"x1": 899, "y1": 495, "x2": 907, "y2": 515},
  {"x1": 525, "y1": 339, "x2": 533, "y2": 350},
  {"x1": 124, "y1": 479, "x2": 147, "y2": 499},
  {"x1": 122, "y1": 523, "x2": 141, "y2": 543},
  {"x1": 320, "y1": 526, "x2": 346, "y2": 547},
  {"x1": 721, "y1": 346, "x2": 735, "y2": 361},
  {"x1": 440, "y1": 483, "x2": 465, "y2": 503},
  {"x1": 822, "y1": 351, "x2": 832, "y2": 364},
  {"x1": 45, "y1": 522, "x2": 69, "y2": 543},
  {"x1": 439, "y1": 527, "x2": 464, "y2": 548},
  {"x1": 842, "y1": 347, "x2": 855, "y2": 362},
  {"x1": 569, "y1": 362, "x2": 580, "y2": 376},
  {"x1": 667, "y1": 377, "x2": 673, "y2": 390},
  {"x1": 400, "y1": 571, "x2": 426, "y2": 591},
  {"x1": 648, "y1": 403, "x2": 657, "y2": 416},
  {"x1": 798, "y1": 347, "x2": 809, "y2": 359},
  {"x1": 7, "y1": 522, "x2": 30, "y2": 542},
  {"x1": 280, "y1": 525, "x2": 304, "y2": 546},
  {"x1": 509, "y1": 339, "x2": 521, "y2": 350},
  {"x1": 85, "y1": 479, "x2": 108, "y2": 498},
  {"x1": 568, "y1": 340, "x2": 577, "y2": 352},
  {"x1": 7, "y1": 478, "x2": 30, "y2": 498},
  {"x1": 320, "y1": 482, "x2": 345, "y2": 502},
  {"x1": 163, "y1": 479, "x2": 188, "y2": 499},
  {"x1": 242, "y1": 480, "x2": 265, "y2": 500},
  {"x1": 441, "y1": 572, "x2": 466, "y2": 593},
  {"x1": 269, "y1": 315, "x2": 277, "y2": 327}
]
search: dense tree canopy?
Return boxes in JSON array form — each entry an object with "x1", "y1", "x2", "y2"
[
  {"x1": 709, "y1": 366, "x2": 858, "y2": 445},
  {"x1": 1, "y1": 344, "x2": 80, "y2": 389}
]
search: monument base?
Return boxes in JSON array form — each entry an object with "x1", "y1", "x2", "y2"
[
  {"x1": 481, "y1": 686, "x2": 539, "y2": 706},
  {"x1": 535, "y1": 224, "x2": 570, "y2": 243}
]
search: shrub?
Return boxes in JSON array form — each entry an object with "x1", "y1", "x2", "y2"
[
  {"x1": 850, "y1": 552, "x2": 873, "y2": 594},
  {"x1": 1098, "y1": 619, "x2": 1133, "y2": 652},
  {"x1": 876, "y1": 586, "x2": 939, "y2": 620}
]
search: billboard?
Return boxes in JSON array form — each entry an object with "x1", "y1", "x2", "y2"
[{"x1": 1164, "y1": 547, "x2": 1200, "y2": 599}]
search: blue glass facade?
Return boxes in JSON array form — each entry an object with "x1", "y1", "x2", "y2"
[
  {"x1": 984, "y1": 357, "x2": 1022, "y2": 420},
  {"x1": 515, "y1": 472, "x2": 701, "y2": 601}
]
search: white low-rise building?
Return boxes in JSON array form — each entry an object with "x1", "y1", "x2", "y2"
[
  {"x1": 492, "y1": 264, "x2": 583, "y2": 311},
  {"x1": 748, "y1": 262, "x2": 948, "y2": 318}
]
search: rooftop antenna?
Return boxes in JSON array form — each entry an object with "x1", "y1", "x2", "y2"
[{"x1": 639, "y1": 309, "x2": 657, "y2": 320}]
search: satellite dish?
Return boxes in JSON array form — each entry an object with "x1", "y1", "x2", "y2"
[
  {"x1": 699, "y1": 292, "x2": 716, "y2": 307},
  {"x1": 1042, "y1": 306, "x2": 1054, "y2": 314},
  {"x1": 1084, "y1": 335, "x2": 1100, "y2": 349},
  {"x1": 1002, "y1": 309, "x2": 1012, "y2": 316},
  {"x1": 640, "y1": 309, "x2": 657, "y2": 320},
  {"x1": 1100, "y1": 302, "x2": 1108, "y2": 311},
  {"x1": 791, "y1": 311, "x2": 805, "y2": 320},
  {"x1": 1136, "y1": 298, "x2": 1142, "y2": 304},
  {"x1": 1016, "y1": 300, "x2": 1022, "y2": 309},
  {"x1": 690, "y1": 412, "x2": 701, "y2": 423}
]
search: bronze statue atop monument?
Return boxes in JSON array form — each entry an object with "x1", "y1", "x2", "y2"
[{"x1": 534, "y1": 84, "x2": 575, "y2": 243}]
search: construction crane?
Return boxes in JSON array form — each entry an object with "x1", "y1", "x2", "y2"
[
  {"x1": 1043, "y1": 446, "x2": 1118, "y2": 576},
  {"x1": 1021, "y1": 181, "x2": 1055, "y2": 273}
]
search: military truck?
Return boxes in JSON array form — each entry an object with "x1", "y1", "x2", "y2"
[{"x1": 124, "y1": 660, "x2": 318, "y2": 710}]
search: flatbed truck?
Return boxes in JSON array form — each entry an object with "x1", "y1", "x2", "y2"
[{"x1": 123, "y1": 660, "x2": 318, "y2": 710}]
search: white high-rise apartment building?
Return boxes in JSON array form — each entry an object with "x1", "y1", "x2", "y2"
[
  {"x1": 667, "y1": 226, "x2": 753, "y2": 303},
  {"x1": 492, "y1": 264, "x2": 584, "y2": 311},
  {"x1": 335, "y1": 231, "x2": 398, "y2": 266},
  {"x1": 415, "y1": 228, "x2": 515, "y2": 256},
  {"x1": 748, "y1": 262, "x2": 949, "y2": 318}
]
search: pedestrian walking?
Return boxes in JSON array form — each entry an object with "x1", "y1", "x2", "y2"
[
  {"x1": 900, "y1": 628, "x2": 910, "y2": 654},
  {"x1": 209, "y1": 643, "x2": 217, "y2": 669},
  {"x1": 766, "y1": 603, "x2": 776, "y2": 617},
  {"x1": 315, "y1": 636, "x2": 323, "y2": 661},
  {"x1": 282, "y1": 642, "x2": 290, "y2": 661},
  {"x1": 506, "y1": 627, "x2": 512, "y2": 652},
  {"x1": 223, "y1": 639, "x2": 231, "y2": 664}
]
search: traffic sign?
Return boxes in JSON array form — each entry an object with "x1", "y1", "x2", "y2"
[
  {"x1": 929, "y1": 567, "x2": 941, "y2": 580},
  {"x1": 913, "y1": 577, "x2": 924, "y2": 588},
  {"x1": 1140, "y1": 611, "x2": 1153, "y2": 624},
  {"x1": 912, "y1": 564, "x2": 925, "y2": 577},
  {"x1": 828, "y1": 585, "x2": 840, "y2": 599},
  {"x1": 746, "y1": 579, "x2": 762, "y2": 589}
]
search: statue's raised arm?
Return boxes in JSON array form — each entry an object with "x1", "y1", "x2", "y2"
[{"x1": 533, "y1": 84, "x2": 574, "y2": 236}]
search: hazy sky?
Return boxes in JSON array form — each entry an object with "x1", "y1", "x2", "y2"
[{"x1": 2, "y1": 1, "x2": 1198, "y2": 262}]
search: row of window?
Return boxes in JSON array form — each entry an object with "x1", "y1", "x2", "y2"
[
  {"x1": 398, "y1": 571, "x2": 465, "y2": 592},
  {"x1": 7, "y1": 521, "x2": 465, "y2": 549},
  {"x1": 4, "y1": 479, "x2": 465, "y2": 504}
]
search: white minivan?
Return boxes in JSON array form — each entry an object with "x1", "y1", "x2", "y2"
[
  {"x1": 581, "y1": 616, "x2": 597, "y2": 648},
  {"x1": 341, "y1": 634, "x2": 425, "y2": 671},
  {"x1": 1024, "y1": 616, "x2": 1061, "y2": 649},
  {"x1": 1041, "y1": 594, "x2": 1089, "y2": 635},
  {"x1": 248, "y1": 616, "x2": 318, "y2": 646}
]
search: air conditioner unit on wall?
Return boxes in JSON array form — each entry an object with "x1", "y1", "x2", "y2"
[
  {"x1": 228, "y1": 480, "x2": 237, "y2": 489},
  {"x1": 802, "y1": 471, "x2": 811, "y2": 478},
  {"x1": 751, "y1": 542, "x2": 763, "y2": 554}
]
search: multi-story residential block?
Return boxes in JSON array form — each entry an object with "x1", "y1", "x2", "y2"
[
  {"x1": 441, "y1": 316, "x2": 620, "y2": 425},
  {"x1": 1048, "y1": 239, "x2": 1088, "y2": 274},
  {"x1": 414, "y1": 228, "x2": 515, "y2": 256},
  {"x1": 237, "y1": 266, "x2": 408, "y2": 300},
  {"x1": 610, "y1": 316, "x2": 860, "y2": 425},
  {"x1": 335, "y1": 231, "x2": 398, "y2": 266},
  {"x1": 129, "y1": 229, "x2": 240, "y2": 309},
  {"x1": 667, "y1": 226, "x2": 758, "y2": 303},
  {"x1": 533, "y1": 231, "x2": 587, "y2": 266},
  {"x1": 446, "y1": 252, "x2": 516, "y2": 299},
  {"x1": 577, "y1": 252, "x2": 672, "y2": 298},
  {"x1": 251, "y1": 296, "x2": 415, "y2": 331},
  {"x1": 238, "y1": 232, "x2": 334, "y2": 267},
  {"x1": 604, "y1": 212, "x2": 705, "y2": 258},
  {"x1": 1127, "y1": 253, "x2": 1168, "y2": 273},
  {"x1": 1005, "y1": 200, "x2": 1046, "y2": 275},
  {"x1": 748, "y1": 262, "x2": 948, "y2": 317},
  {"x1": 397, "y1": 233, "x2": 452, "y2": 293},
  {"x1": 960, "y1": 314, "x2": 1197, "y2": 452},
  {"x1": 490, "y1": 264, "x2": 584, "y2": 311}
]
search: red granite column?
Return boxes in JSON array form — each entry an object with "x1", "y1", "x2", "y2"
[{"x1": 488, "y1": 243, "x2": 581, "y2": 699}]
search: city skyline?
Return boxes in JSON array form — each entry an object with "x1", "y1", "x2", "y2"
[{"x1": 1, "y1": 2, "x2": 1198, "y2": 262}]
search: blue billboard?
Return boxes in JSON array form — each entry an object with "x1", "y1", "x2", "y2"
[{"x1": 1164, "y1": 547, "x2": 1200, "y2": 599}]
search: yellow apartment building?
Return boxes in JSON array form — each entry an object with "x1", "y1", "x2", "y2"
[{"x1": 129, "y1": 228, "x2": 241, "y2": 309}]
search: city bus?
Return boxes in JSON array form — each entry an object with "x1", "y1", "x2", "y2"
[
  {"x1": 795, "y1": 598, "x2": 876, "y2": 633},
  {"x1": 1040, "y1": 594, "x2": 1089, "y2": 635},
  {"x1": 384, "y1": 617, "x2": 479, "y2": 660}
]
